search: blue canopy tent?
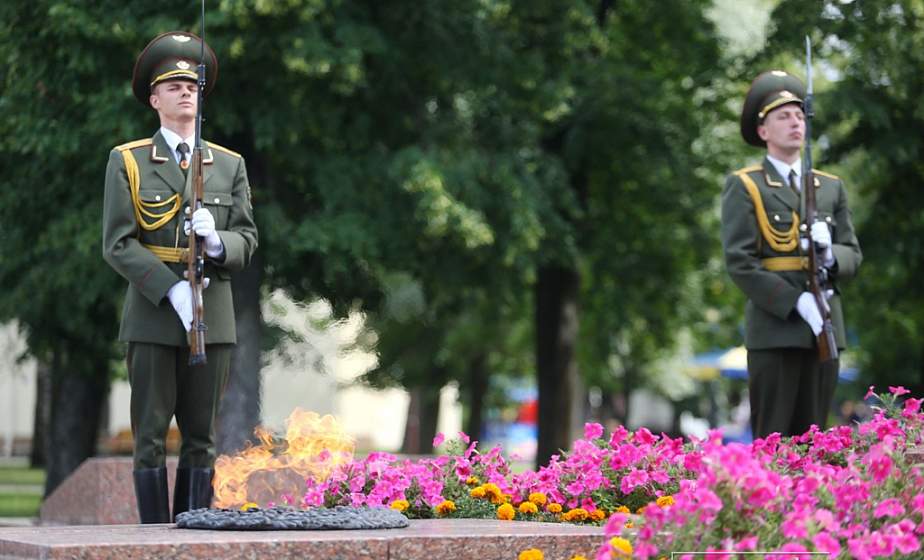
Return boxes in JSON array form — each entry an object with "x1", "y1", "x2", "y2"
[{"x1": 714, "y1": 346, "x2": 859, "y2": 382}]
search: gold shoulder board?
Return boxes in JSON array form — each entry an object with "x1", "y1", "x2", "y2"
[
  {"x1": 114, "y1": 138, "x2": 153, "y2": 152},
  {"x1": 812, "y1": 169, "x2": 840, "y2": 180}
]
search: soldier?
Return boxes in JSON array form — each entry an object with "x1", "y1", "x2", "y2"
[
  {"x1": 102, "y1": 32, "x2": 258, "y2": 523},
  {"x1": 721, "y1": 71, "x2": 861, "y2": 440}
]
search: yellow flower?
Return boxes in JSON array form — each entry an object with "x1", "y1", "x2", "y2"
[
  {"x1": 547, "y1": 503, "x2": 563, "y2": 514},
  {"x1": 569, "y1": 556, "x2": 588, "y2": 560},
  {"x1": 518, "y1": 549, "x2": 544, "y2": 560},
  {"x1": 624, "y1": 521, "x2": 634, "y2": 529},
  {"x1": 656, "y1": 495, "x2": 674, "y2": 508},
  {"x1": 435, "y1": 500, "x2": 456, "y2": 516},
  {"x1": 562, "y1": 508, "x2": 589, "y2": 522},
  {"x1": 610, "y1": 536, "x2": 633, "y2": 557},
  {"x1": 528, "y1": 492, "x2": 548, "y2": 506},
  {"x1": 390, "y1": 499, "x2": 410, "y2": 512},
  {"x1": 636, "y1": 505, "x2": 647, "y2": 515},
  {"x1": 497, "y1": 503, "x2": 516, "y2": 520},
  {"x1": 589, "y1": 509, "x2": 606, "y2": 521},
  {"x1": 466, "y1": 476, "x2": 480, "y2": 486},
  {"x1": 470, "y1": 486, "x2": 487, "y2": 499},
  {"x1": 240, "y1": 502, "x2": 259, "y2": 512},
  {"x1": 615, "y1": 505, "x2": 630, "y2": 514},
  {"x1": 518, "y1": 501, "x2": 539, "y2": 515}
]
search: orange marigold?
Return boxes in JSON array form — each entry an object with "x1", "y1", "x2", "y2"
[
  {"x1": 656, "y1": 495, "x2": 675, "y2": 508},
  {"x1": 466, "y1": 476, "x2": 480, "y2": 486},
  {"x1": 435, "y1": 500, "x2": 456, "y2": 516},
  {"x1": 497, "y1": 503, "x2": 516, "y2": 521},
  {"x1": 615, "y1": 505, "x2": 630, "y2": 514},
  {"x1": 562, "y1": 508, "x2": 589, "y2": 522},
  {"x1": 470, "y1": 486, "x2": 487, "y2": 499},
  {"x1": 589, "y1": 509, "x2": 606, "y2": 521},
  {"x1": 547, "y1": 503, "x2": 563, "y2": 514},
  {"x1": 518, "y1": 548, "x2": 544, "y2": 560},
  {"x1": 528, "y1": 492, "x2": 548, "y2": 506},
  {"x1": 610, "y1": 537, "x2": 633, "y2": 557},
  {"x1": 518, "y1": 501, "x2": 539, "y2": 515},
  {"x1": 390, "y1": 499, "x2": 409, "y2": 512}
]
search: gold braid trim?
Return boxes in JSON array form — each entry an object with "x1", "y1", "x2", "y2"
[
  {"x1": 119, "y1": 146, "x2": 181, "y2": 231},
  {"x1": 735, "y1": 170, "x2": 800, "y2": 252},
  {"x1": 761, "y1": 256, "x2": 807, "y2": 271}
]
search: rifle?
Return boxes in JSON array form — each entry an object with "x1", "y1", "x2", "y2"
[
  {"x1": 187, "y1": 0, "x2": 208, "y2": 366},
  {"x1": 802, "y1": 36, "x2": 838, "y2": 363}
]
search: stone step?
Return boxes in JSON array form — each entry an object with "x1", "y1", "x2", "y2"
[{"x1": 0, "y1": 518, "x2": 603, "y2": 560}]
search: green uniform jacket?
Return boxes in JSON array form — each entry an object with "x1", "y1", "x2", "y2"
[
  {"x1": 721, "y1": 158, "x2": 862, "y2": 350},
  {"x1": 102, "y1": 130, "x2": 258, "y2": 346}
]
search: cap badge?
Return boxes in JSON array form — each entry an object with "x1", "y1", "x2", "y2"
[
  {"x1": 771, "y1": 70, "x2": 788, "y2": 77},
  {"x1": 779, "y1": 90, "x2": 794, "y2": 98},
  {"x1": 172, "y1": 35, "x2": 191, "y2": 43},
  {"x1": 177, "y1": 60, "x2": 191, "y2": 70}
]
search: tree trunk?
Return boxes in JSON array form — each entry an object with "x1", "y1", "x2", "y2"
[
  {"x1": 401, "y1": 382, "x2": 442, "y2": 455},
  {"x1": 464, "y1": 353, "x2": 488, "y2": 443},
  {"x1": 44, "y1": 351, "x2": 109, "y2": 497},
  {"x1": 29, "y1": 358, "x2": 51, "y2": 468},
  {"x1": 217, "y1": 254, "x2": 264, "y2": 455},
  {"x1": 535, "y1": 264, "x2": 580, "y2": 468}
]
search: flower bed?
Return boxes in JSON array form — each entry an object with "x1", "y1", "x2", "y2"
[{"x1": 288, "y1": 387, "x2": 922, "y2": 558}]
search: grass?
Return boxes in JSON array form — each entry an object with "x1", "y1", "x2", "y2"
[
  {"x1": 0, "y1": 466, "x2": 44, "y2": 518},
  {"x1": 0, "y1": 493, "x2": 41, "y2": 517},
  {"x1": 0, "y1": 467, "x2": 45, "y2": 486}
]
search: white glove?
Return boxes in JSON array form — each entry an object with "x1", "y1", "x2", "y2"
[
  {"x1": 795, "y1": 292, "x2": 823, "y2": 336},
  {"x1": 168, "y1": 281, "x2": 193, "y2": 332},
  {"x1": 809, "y1": 221, "x2": 835, "y2": 266},
  {"x1": 167, "y1": 279, "x2": 209, "y2": 332},
  {"x1": 186, "y1": 208, "x2": 224, "y2": 258}
]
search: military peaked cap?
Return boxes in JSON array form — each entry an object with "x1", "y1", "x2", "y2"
[
  {"x1": 132, "y1": 31, "x2": 218, "y2": 105},
  {"x1": 740, "y1": 70, "x2": 806, "y2": 147}
]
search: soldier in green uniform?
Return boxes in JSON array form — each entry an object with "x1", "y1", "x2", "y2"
[
  {"x1": 721, "y1": 71, "x2": 862, "y2": 440},
  {"x1": 102, "y1": 32, "x2": 258, "y2": 523}
]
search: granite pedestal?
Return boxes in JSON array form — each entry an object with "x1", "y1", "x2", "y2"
[{"x1": 0, "y1": 519, "x2": 603, "y2": 559}]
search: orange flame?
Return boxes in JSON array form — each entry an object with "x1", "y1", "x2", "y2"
[{"x1": 212, "y1": 408, "x2": 355, "y2": 509}]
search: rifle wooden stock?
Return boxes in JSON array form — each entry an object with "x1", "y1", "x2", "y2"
[
  {"x1": 187, "y1": 146, "x2": 207, "y2": 366},
  {"x1": 803, "y1": 38, "x2": 837, "y2": 364},
  {"x1": 188, "y1": 1, "x2": 208, "y2": 366}
]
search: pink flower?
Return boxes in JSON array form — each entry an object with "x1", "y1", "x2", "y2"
[
  {"x1": 903, "y1": 398, "x2": 923, "y2": 417},
  {"x1": 874, "y1": 498, "x2": 905, "y2": 518},
  {"x1": 813, "y1": 532, "x2": 841, "y2": 556},
  {"x1": 888, "y1": 386, "x2": 910, "y2": 397},
  {"x1": 619, "y1": 468, "x2": 649, "y2": 494},
  {"x1": 432, "y1": 433, "x2": 445, "y2": 448},
  {"x1": 608, "y1": 425, "x2": 629, "y2": 448},
  {"x1": 583, "y1": 422, "x2": 604, "y2": 441},
  {"x1": 457, "y1": 431, "x2": 471, "y2": 444},
  {"x1": 865, "y1": 385, "x2": 876, "y2": 399}
]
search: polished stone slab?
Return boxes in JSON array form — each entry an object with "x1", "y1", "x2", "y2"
[
  {"x1": 40, "y1": 458, "x2": 178, "y2": 526},
  {"x1": 0, "y1": 518, "x2": 603, "y2": 560}
]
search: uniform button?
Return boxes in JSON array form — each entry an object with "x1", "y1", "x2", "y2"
[
  {"x1": 154, "y1": 195, "x2": 161, "y2": 201},
  {"x1": 185, "y1": 207, "x2": 191, "y2": 215},
  {"x1": 214, "y1": 198, "x2": 221, "y2": 204},
  {"x1": 825, "y1": 216, "x2": 832, "y2": 223},
  {"x1": 800, "y1": 223, "x2": 808, "y2": 232},
  {"x1": 773, "y1": 214, "x2": 780, "y2": 222}
]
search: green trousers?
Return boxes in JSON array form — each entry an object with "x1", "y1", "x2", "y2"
[
  {"x1": 747, "y1": 348, "x2": 839, "y2": 439},
  {"x1": 127, "y1": 342, "x2": 232, "y2": 470}
]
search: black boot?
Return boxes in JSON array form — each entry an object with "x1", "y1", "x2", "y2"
[
  {"x1": 133, "y1": 467, "x2": 170, "y2": 524},
  {"x1": 173, "y1": 467, "x2": 214, "y2": 521},
  {"x1": 171, "y1": 467, "x2": 191, "y2": 522}
]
